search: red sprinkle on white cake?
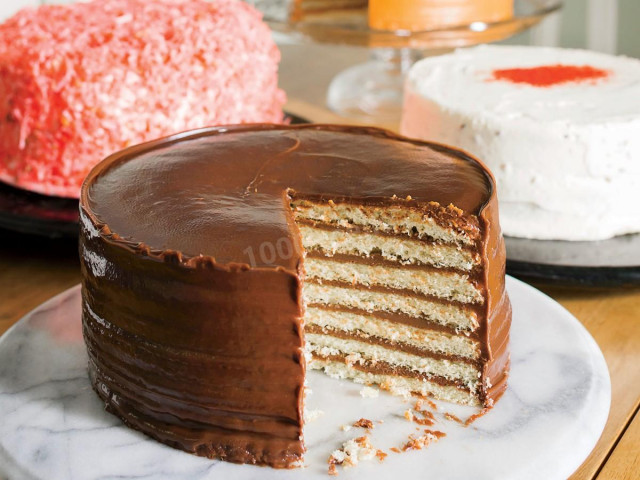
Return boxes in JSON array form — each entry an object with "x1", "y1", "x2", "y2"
[{"x1": 0, "y1": 0, "x2": 286, "y2": 197}]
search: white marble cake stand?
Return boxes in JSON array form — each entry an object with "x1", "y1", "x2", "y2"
[{"x1": 0, "y1": 276, "x2": 610, "y2": 480}]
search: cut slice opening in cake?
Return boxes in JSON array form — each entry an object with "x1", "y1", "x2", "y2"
[{"x1": 289, "y1": 192, "x2": 490, "y2": 407}]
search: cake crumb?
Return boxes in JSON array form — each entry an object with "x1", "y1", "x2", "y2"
[
  {"x1": 415, "y1": 410, "x2": 435, "y2": 426},
  {"x1": 340, "y1": 424, "x2": 352, "y2": 432},
  {"x1": 390, "y1": 447, "x2": 401, "y2": 453},
  {"x1": 304, "y1": 409, "x2": 324, "y2": 423},
  {"x1": 327, "y1": 435, "x2": 377, "y2": 475},
  {"x1": 414, "y1": 399, "x2": 436, "y2": 412},
  {"x1": 402, "y1": 435, "x2": 429, "y2": 451},
  {"x1": 353, "y1": 418, "x2": 374, "y2": 429},
  {"x1": 376, "y1": 450, "x2": 388, "y2": 461},
  {"x1": 425, "y1": 429, "x2": 446, "y2": 439},
  {"x1": 344, "y1": 353, "x2": 359, "y2": 366},
  {"x1": 402, "y1": 429, "x2": 446, "y2": 452},
  {"x1": 444, "y1": 412, "x2": 463, "y2": 424},
  {"x1": 444, "y1": 409, "x2": 490, "y2": 426},
  {"x1": 359, "y1": 386, "x2": 379, "y2": 398},
  {"x1": 405, "y1": 406, "x2": 435, "y2": 426},
  {"x1": 377, "y1": 378, "x2": 411, "y2": 398},
  {"x1": 465, "y1": 406, "x2": 492, "y2": 426}
]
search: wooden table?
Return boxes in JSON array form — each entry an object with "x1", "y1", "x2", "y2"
[{"x1": 1, "y1": 43, "x2": 639, "y2": 480}]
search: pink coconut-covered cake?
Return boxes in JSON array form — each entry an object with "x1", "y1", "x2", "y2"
[{"x1": 0, "y1": 0, "x2": 286, "y2": 198}]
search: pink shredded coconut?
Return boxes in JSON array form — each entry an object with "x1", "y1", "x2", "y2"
[{"x1": 0, "y1": 0, "x2": 286, "y2": 198}]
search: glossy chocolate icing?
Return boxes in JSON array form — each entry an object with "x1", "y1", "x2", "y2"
[{"x1": 79, "y1": 124, "x2": 510, "y2": 467}]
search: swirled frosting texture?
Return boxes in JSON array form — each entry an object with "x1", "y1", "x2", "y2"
[
  {"x1": 402, "y1": 45, "x2": 640, "y2": 240},
  {"x1": 79, "y1": 125, "x2": 510, "y2": 467}
]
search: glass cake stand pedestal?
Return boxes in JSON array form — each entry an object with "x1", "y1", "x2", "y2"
[{"x1": 266, "y1": 0, "x2": 562, "y2": 125}]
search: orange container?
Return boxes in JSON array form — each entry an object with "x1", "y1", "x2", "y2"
[{"x1": 369, "y1": 0, "x2": 514, "y2": 31}]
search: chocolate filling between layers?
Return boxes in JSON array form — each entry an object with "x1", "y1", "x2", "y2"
[
  {"x1": 295, "y1": 219, "x2": 480, "y2": 253},
  {"x1": 304, "y1": 277, "x2": 485, "y2": 314},
  {"x1": 305, "y1": 304, "x2": 483, "y2": 339},
  {"x1": 305, "y1": 324, "x2": 482, "y2": 367},
  {"x1": 291, "y1": 193, "x2": 482, "y2": 241},
  {"x1": 305, "y1": 250, "x2": 483, "y2": 277},
  {"x1": 310, "y1": 353, "x2": 475, "y2": 393}
]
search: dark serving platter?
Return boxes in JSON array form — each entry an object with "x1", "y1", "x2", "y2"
[
  {"x1": 505, "y1": 234, "x2": 640, "y2": 287},
  {"x1": 0, "y1": 182, "x2": 79, "y2": 239}
]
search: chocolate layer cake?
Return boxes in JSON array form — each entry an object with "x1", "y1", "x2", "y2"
[{"x1": 79, "y1": 124, "x2": 511, "y2": 467}]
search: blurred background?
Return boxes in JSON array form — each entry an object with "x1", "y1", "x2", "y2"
[
  {"x1": 2, "y1": 0, "x2": 638, "y2": 115},
  {"x1": 2, "y1": 0, "x2": 639, "y2": 56}
]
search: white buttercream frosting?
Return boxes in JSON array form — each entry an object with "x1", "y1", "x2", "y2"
[{"x1": 401, "y1": 45, "x2": 640, "y2": 241}]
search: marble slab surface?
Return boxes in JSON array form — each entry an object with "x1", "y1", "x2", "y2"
[{"x1": 0, "y1": 276, "x2": 610, "y2": 480}]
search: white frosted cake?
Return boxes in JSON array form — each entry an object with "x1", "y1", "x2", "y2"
[{"x1": 401, "y1": 45, "x2": 640, "y2": 241}]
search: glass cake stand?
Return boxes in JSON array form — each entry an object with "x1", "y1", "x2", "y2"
[{"x1": 265, "y1": 0, "x2": 562, "y2": 124}]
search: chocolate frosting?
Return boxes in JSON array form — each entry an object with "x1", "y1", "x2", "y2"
[
  {"x1": 79, "y1": 124, "x2": 510, "y2": 467},
  {"x1": 84, "y1": 125, "x2": 491, "y2": 269}
]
